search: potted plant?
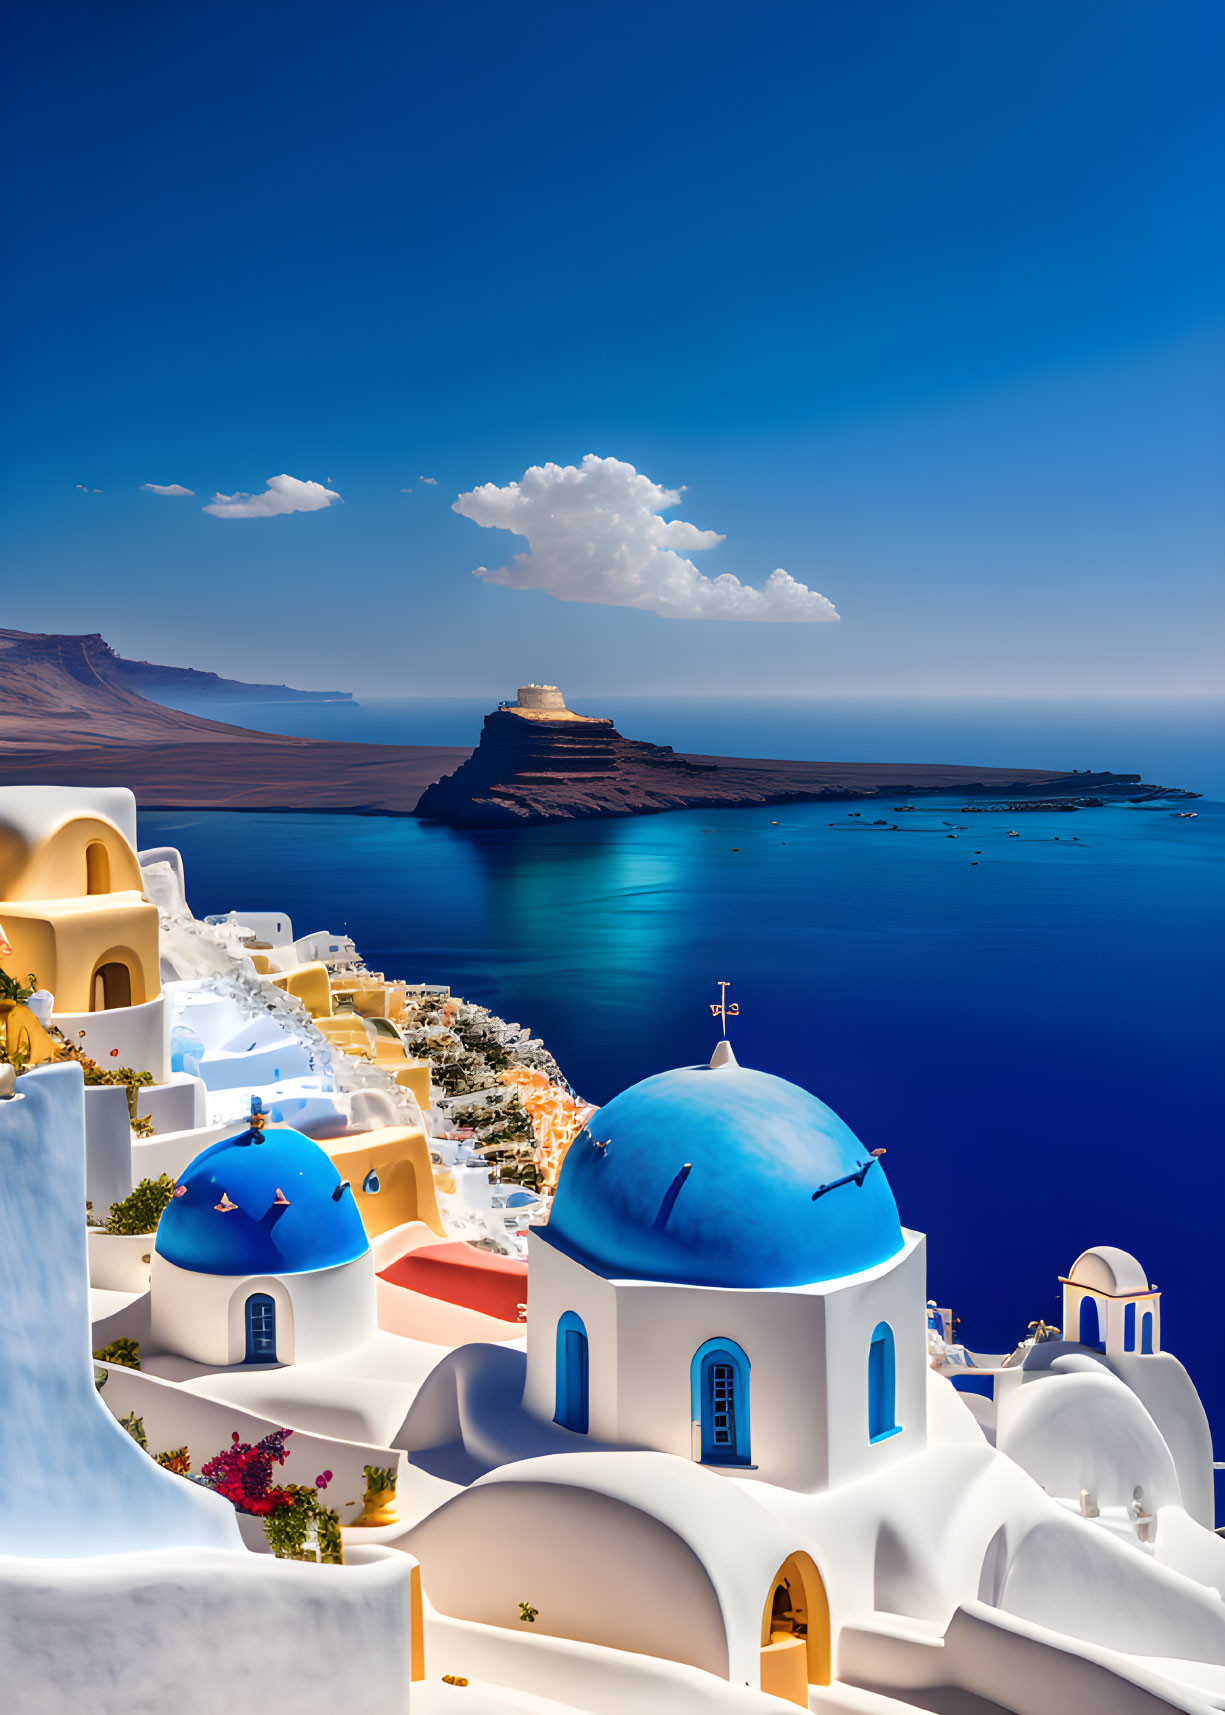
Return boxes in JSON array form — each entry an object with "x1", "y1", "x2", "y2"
[
  {"x1": 87, "y1": 1174, "x2": 178, "y2": 1291},
  {"x1": 353, "y1": 1463, "x2": 399, "y2": 1527}
]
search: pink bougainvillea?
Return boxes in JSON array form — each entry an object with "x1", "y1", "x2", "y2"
[{"x1": 200, "y1": 1427, "x2": 295, "y2": 1516}]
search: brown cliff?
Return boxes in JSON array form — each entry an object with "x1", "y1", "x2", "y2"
[
  {"x1": 0, "y1": 628, "x2": 464, "y2": 813},
  {"x1": 413, "y1": 704, "x2": 1144, "y2": 827}
]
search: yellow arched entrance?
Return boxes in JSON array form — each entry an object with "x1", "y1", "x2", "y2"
[{"x1": 760, "y1": 1551, "x2": 830, "y2": 1705}]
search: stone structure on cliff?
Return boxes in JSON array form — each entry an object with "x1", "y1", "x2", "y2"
[
  {"x1": 506, "y1": 684, "x2": 570, "y2": 713},
  {"x1": 414, "y1": 690, "x2": 724, "y2": 827},
  {"x1": 413, "y1": 687, "x2": 1160, "y2": 830}
]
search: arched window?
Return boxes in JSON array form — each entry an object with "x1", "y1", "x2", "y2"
[
  {"x1": 1078, "y1": 1295, "x2": 1102, "y2": 1349},
  {"x1": 85, "y1": 841, "x2": 110, "y2": 895},
  {"x1": 1124, "y1": 1302, "x2": 1136, "y2": 1351},
  {"x1": 1141, "y1": 1310, "x2": 1154, "y2": 1355},
  {"x1": 691, "y1": 1338, "x2": 751, "y2": 1466},
  {"x1": 868, "y1": 1322, "x2": 898, "y2": 1442},
  {"x1": 554, "y1": 1310, "x2": 589, "y2": 1433},
  {"x1": 244, "y1": 1293, "x2": 277, "y2": 1363}
]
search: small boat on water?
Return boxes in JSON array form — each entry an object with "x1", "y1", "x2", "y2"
[
  {"x1": 1171, "y1": 811, "x2": 1198, "y2": 818},
  {"x1": 1007, "y1": 830, "x2": 1020, "y2": 837}
]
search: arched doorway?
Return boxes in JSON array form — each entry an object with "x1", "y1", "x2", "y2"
[
  {"x1": 760, "y1": 1552, "x2": 830, "y2": 1704},
  {"x1": 554, "y1": 1310, "x2": 589, "y2": 1433},
  {"x1": 244, "y1": 1293, "x2": 277, "y2": 1363},
  {"x1": 92, "y1": 961, "x2": 132, "y2": 1011},
  {"x1": 1078, "y1": 1295, "x2": 1102, "y2": 1349},
  {"x1": 1141, "y1": 1310, "x2": 1154, "y2": 1354},
  {"x1": 85, "y1": 841, "x2": 111, "y2": 895}
]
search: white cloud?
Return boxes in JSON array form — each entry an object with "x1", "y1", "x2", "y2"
[
  {"x1": 75, "y1": 484, "x2": 103, "y2": 493},
  {"x1": 419, "y1": 475, "x2": 438, "y2": 485},
  {"x1": 453, "y1": 454, "x2": 840, "y2": 623},
  {"x1": 202, "y1": 473, "x2": 343, "y2": 520},
  {"x1": 141, "y1": 482, "x2": 194, "y2": 497}
]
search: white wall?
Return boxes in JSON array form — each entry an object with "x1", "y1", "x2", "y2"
[
  {"x1": 0, "y1": 1546, "x2": 416, "y2": 1715},
  {"x1": 408, "y1": 1478, "x2": 731, "y2": 1674},
  {"x1": 525, "y1": 1229, "x2": 927, "y2": 1493},
  {"x1": 997, "y1": 1369, "x2": 1182, "y2": 1514},
  {"x1": 53, "y1": 994, "x2": 169, "y2": 1083},
  {"x1": 83, "y1": 1083, "x2": 134, "y2": 1215},
  {"x1": 150, "y1": 1252, "x2": 376, "y2": 1367},
  {"x1": 0, "y1": 1063, "x2": 240, "y2": 1556}
]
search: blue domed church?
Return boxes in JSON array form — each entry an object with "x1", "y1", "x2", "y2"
[
  {"x1": 523, "y1": 1043, "x2": 928, "y2": 1491},
  {"x1": 149, "y1": 1115, "x2": 376, "y2": 1367}
]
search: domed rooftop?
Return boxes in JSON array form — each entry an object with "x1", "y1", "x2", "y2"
[
  {"x1": 155, "y1": 1122, "x2": 369, "y2": 1277},
  {"x1": 1066, "y1": 1246, "x2": 1150, "y2": 1297},
  {"x1": 545, "y1": 1049, "x2": 905, "y2": 1288}
]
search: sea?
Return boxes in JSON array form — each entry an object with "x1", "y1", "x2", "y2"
[{"x1": 139, "y1": 695, "x2": 1225, "y2": 1490}]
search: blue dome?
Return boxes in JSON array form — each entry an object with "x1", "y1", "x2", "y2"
[
  {"x1": 155, "y1": 1124, "x2": 369, "y2": 1277},
  {"x1": 545, "y1": 1061, "x2": 904, "y2": 1288}
]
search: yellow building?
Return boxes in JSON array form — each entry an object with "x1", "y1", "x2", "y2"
[
  {"x1": 0, "y1": 787, "x2": 165, "y2": 1074},
  {"x1": 326, "y1": 1125, "x2": 446, "y2": 1241}
]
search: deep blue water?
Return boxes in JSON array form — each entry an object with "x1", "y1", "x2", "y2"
[{"x1": 140, "y1": 696, "x2": 1225, "y2": 1498}]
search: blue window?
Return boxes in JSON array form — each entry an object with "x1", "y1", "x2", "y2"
[
  {"x1": 363, "y1": 1170, "x2": 381, "y2": 1194},
  {"x1": 244, "y1": 1293, "x2": 277, "y2": 1363},
  {"x1": 691, "y1": 1338, "x2": 751, "y2": 1466},
  {"x1": 1141, "y1": 1310, "x2": 1154, "y2": 1355},
  {"x1": 1124, "y1": 1302, "x2": 1136, "y2": 1351},
  {"x1": 868, "y1": 1322, "x2": 899, "y2": 1442},
  {"x1": 554, "y1": 1310, "x2": 589, "y2": 1433},
  {"x1": 1078, "y1": 1296, "x2": 1103, "y2": 1349}
]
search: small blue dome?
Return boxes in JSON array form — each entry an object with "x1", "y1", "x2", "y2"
[
  {"x1": 545, "y1": 1061, "x2": 904, "y2": 1288},
  {"x1": 156, "y1": 1124, "x2": 369, "y2": 1277}
]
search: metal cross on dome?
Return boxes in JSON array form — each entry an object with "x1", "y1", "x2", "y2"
[{"x1": 709, "y1": 980, "x2": 740, "y2": 1037}]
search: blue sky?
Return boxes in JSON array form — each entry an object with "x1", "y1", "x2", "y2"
[{"x1": 3, "y1": 0, "x2": 1222, "y2": 695}]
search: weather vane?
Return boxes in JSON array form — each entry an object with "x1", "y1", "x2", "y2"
[{"x1": 709, "y1": 980, "x2": 740, "y2": 1037}]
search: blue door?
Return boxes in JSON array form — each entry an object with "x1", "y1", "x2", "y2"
[
  {"x1": 1141, "y1": 1311, "x2": 1154, "y2": 1354},
  {"x1": 245, "y1": 1293, "x2": 277, "y2": 1363},
  {"x1": 1124, "y1": 1302, "x2": 1136, "y2": 1351},
  {"x1": 554, "y1": 1311, "x2": 589, "y2": 1432},
  {"x1": 692, "y1": 1339, "x2": 751, "y2": 1465}
]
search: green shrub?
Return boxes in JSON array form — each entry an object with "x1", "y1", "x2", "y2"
[
  {"x1": 263, "y1": 1484, "x2": 344, "y2": 1563},
  {"x1": 82, "y1": 1065, "x2": 155, "y2": 1088},
  {"x1": 316, "y1": 1505, "x2": 344, "y2": 1565},
  {"x1": 93, "y1": 1337, "x2": 140, "y2": 1370},
  {"x1": 105, "y1": 1175, "x2": 178, "y2": 1235},
  {"x1": 0, "y1": 968, "x2": 39, "y2": 1004},
  {"x1": 119, "y1": 1411, "x2": 147, "y2": 1449}
]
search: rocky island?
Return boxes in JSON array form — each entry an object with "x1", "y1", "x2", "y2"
[{"x1": 414, "y1": 684, "x2": 1182, "y2": 827}]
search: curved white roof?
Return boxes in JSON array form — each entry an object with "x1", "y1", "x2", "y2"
[{"x1": 1067, "y1": 1245, "x2": 1150, "y2": 1297}]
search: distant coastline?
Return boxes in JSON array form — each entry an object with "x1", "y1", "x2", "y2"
[{"x1": 0, "y1": 631, "x2": 1198, "y2": 818}]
